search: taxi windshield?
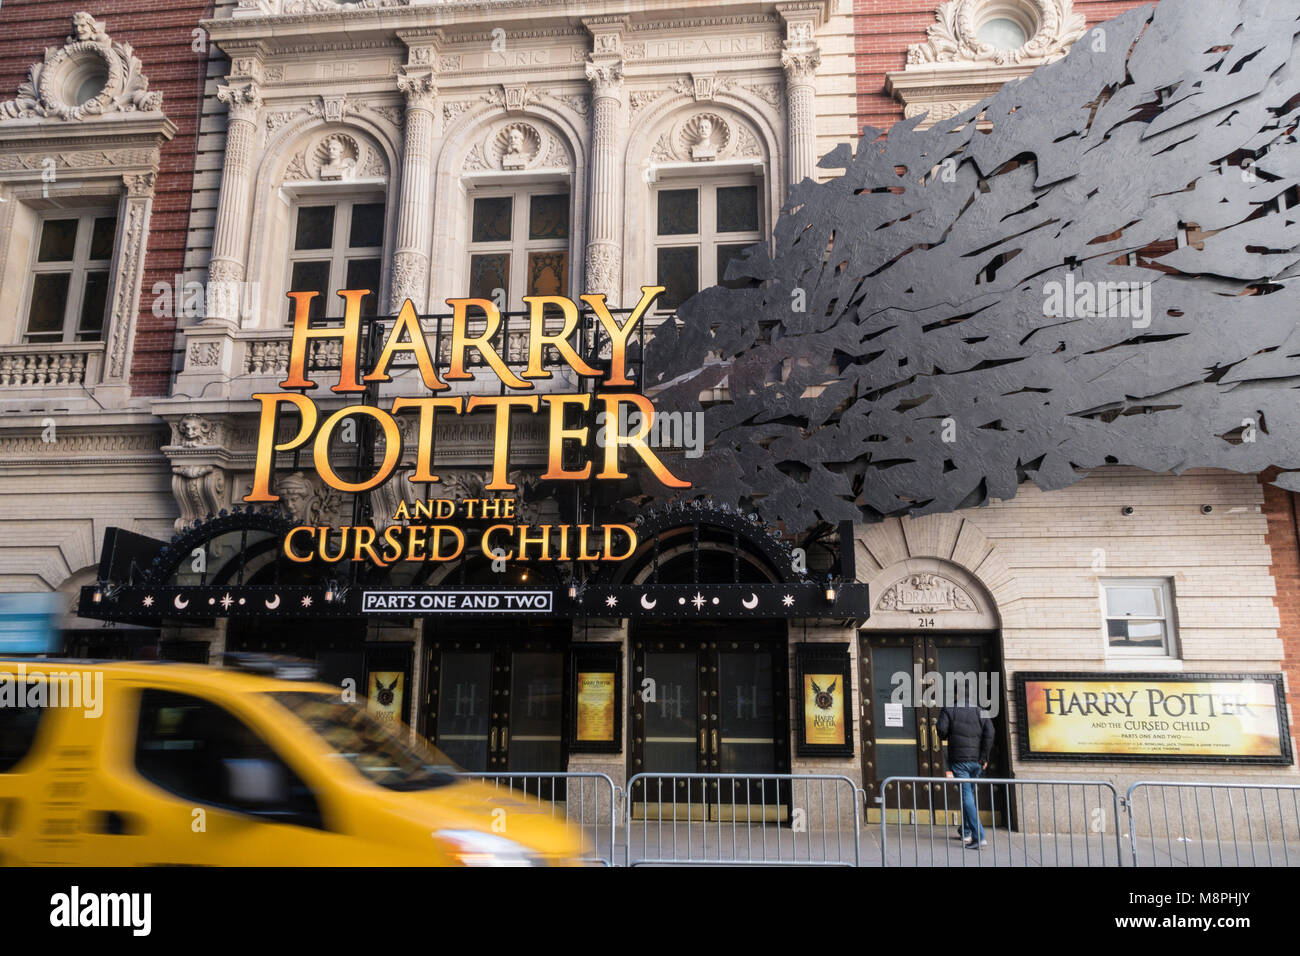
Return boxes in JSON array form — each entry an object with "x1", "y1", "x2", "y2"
[{"x1": 269, "y1": 691, "x2": 459, "y2": 791}]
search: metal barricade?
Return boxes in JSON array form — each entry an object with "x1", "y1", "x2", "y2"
[
  {"x1": 877, "y1": 775, "x2": 1123, "y2": 866},
  {"x1": 1126, "y1": 781, "x2": 1300, "y2": 867},
  {"x1": 459, "y1": 772, "x2": 619, "y2": 866},
  {"x1": 624, "y1": 773, "x2": 861, "y2": 866}
]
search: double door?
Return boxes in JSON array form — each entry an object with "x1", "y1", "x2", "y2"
[
  {"x1": 425, "y1": 635, "x2": 566, "y2": 778},
  {"x1": 630, "y1": 635, "x2": 789, "y2": 818},
  {"x1": 860, "y1": 632, "x2": 1007, "y2": 824}
]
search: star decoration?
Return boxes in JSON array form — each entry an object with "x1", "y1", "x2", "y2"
[
  {"x1": 220, "y1": 593, "x2": 234, "y2": 610},
  {"x1": 141, "y1": 595, "x2": 154, "y2": 608},
  {"x1": 300, "y1": 595, "x2": 313, "y2": 608},
  {"x1": 605, "y1": 595, "x2": 618, "y2": 608},
  {"x1": 691, "y1": 592, "x2": 706, "y2": 610},
  {"x1": 782, "y1": 594, "x2": 795, "y2": 607}
]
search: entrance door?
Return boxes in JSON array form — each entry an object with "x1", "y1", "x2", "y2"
[
  {"x1": 859, "y1": 631, "x2": 1007, "y2": 824},
  {"x1": 425, "y1": 635, "x2": 566, "y2": 783},
  {"x1": 630, "y1": 635, "x2": 789, "y2": 819}
]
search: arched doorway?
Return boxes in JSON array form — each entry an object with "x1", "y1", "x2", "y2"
[
  {"x1": 858, "y1": 559, "x2": 1011, "y2": 824},
  {"x1": 599, "y1": 511, "x2": 804, "y2": 818}
]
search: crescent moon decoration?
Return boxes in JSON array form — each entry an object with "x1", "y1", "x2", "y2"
[
  {"x1": 173, "y1": 595, "x2": 189, "y2": 610},
  {"x1": 640, "y1": 594, "x2": 657, "y2": 610},
  {"x1": 742, "y1": 593, "x2": 759, "y2": 609},
  {"x1": 264, "y1": 594, "x2": 281, "y2": 610}
]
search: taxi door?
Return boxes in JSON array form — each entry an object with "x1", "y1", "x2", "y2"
[{"x1": 81, "y1": 678, "x2": 357, "y2": 866}]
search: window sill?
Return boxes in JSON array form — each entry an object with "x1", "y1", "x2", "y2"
[{"x1": 1103, "y1": 656, "x2": 1183, "y2": 672}]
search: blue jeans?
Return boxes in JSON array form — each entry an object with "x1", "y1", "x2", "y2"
[{"x1": 950, "y1": 761, "x2": 984, "y2": 842}]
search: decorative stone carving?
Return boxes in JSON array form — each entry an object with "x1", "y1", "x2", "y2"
[
  {"x1": 681, "y1": 113, "x2": 730, "y2": 161},
  {"x1": 282, "y1": 130, "x2": 387, "y2": 183},
  {"x1": 171, "y1": 464, "x2": 227, "y2": 532},
  {"x1": 0, "y1": 12, "x2": 163, "y2": 121},
  {"x1": 107, "y1": 201, "x2": 147, "y2": 379},
  {"x1": 907, "y1": 0, "x2": 1086, "y2": 67},
  {"x1": 651, "y1": 110, "x2": 760, "y2": 165},
  {"x1": 584, "y1": 59, "x2": 624, "y2": 99},
  {"x1": 281, "y1": 0, "x2": 407, "y2": 13},
  {"x1": 318, "y1": 133, "x2": 358, "y2": 180},
  {"x1": 216, "y1": 83, "x2": 262, "y2": 124},
  {"x1": 175, "y1": 414, "x2": 216, "y2": 447},
  {"x1": 396, "y1": 72, "x2": 437, "y2": 112},
  {"x1": 875, "y1": 573, "x2": 978, "y2": 613},
  {"x1": 187, "y1": 342, "x2": 221, "y2": 368},
  {"x1": 274, "y1": 471, "x2": 345, "y2": 525},
  {"x1": 496, "y1": 123, "x2": 539, "y2": 169}
]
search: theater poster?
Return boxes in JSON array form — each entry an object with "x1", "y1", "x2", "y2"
[
  {"x1": 1016, "y1": 673, "x2": 1292, "y2": 764},
  {"x1": 366, "y1": 671, "x2": 406, "y2": 725},
  {"x1": 795, "y1": 644, "x2": 854, "y2": 756}
]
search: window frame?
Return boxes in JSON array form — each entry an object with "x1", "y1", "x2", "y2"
[
  {"x1": 21, "y1": 207, "x2": 118, "y2": 344},
  {"x1": 651, "y1": 173, "x2": 765, "y2": 312},
  {"x1": 464, "y1": 183, "x2": 572, "y2": 311},
  {"x1": 131, "y1": 687, "x2": 327, "y2": 830},
  {"x1": 284, "y1": 192, "x2": 386, "y2": 322},
  {"x1": 1100, "y1": 577, "x2": 1179, "y2": 658}
]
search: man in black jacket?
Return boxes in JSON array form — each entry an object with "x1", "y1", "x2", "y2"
[{"x1": 937, "y1": 705, "x2": 995, "y2": 848}]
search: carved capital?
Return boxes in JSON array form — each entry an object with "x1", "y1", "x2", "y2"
[
  {"x1": 123, "y1": 171, "x2": 156, "y2": 198},
  {"x1": 781, "y1": 48, "x2": 821, "y2": 85},
  {"x1": 397, "y1": 71, "x2": 438, "y2": 111},
  {"x1": 217, "y1": 82, "x2": 262, "y2": 124},
  {"x1": 584, "y1": 58, "x2": 625, "y2": 99}
]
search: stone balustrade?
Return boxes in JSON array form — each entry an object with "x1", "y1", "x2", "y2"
[{"x1": 0, "y1": 343, "x2": 104, "y2": 388}]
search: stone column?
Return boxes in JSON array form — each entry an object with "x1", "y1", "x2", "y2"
[
  {"x1": 207, "y1": 82, "x2": 262, "y2": 325},
  {"x1": 781, "y1": 47, "x2": 821, "y2": 187},
  {"x1": 583, "y1": 57, "x2": 625, "y2": 305},
  {"x1": 98, "y1": 171, "x2": 157, "y2": 397},
  {"x1": 391, "y1": 72, "x2": 438, "y2": 312}
]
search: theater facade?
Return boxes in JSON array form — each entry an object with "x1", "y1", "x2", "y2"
[{"x1": 0, "y1": 0, "x2": 1294, "y2": 819}]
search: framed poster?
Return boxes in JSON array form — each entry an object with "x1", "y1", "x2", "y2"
[
  {"x1": 795, "y1": 643, "x2": 854, "y2": 757},
  {"x1": 567, "y1": 643, "x2": 622, "y2": 753},
  {"x1": 1015, "y1": 672, "x2": 1293, "y2": 764},
  {"x1": 364, "y1": 644, "x2": 413, "y2": 727}
]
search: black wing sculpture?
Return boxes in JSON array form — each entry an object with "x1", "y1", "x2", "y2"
[{"x1": 645, "y1": 0, "x2": 1300, "y2": 533}]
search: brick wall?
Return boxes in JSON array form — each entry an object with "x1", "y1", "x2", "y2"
[
  {"x1": 1261, "y1": 470, "x2": 1300, "y2": 726},
  {"x1": 0, "y1": 0, "x2": 214, "y2": 397},
  {"x1": 852, "y1": 0, "x2": 1158, "y2": 133}
]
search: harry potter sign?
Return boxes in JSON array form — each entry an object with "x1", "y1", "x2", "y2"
[{"x1": 1016, "y1": 673, "x2": 1292, "y2": 764}]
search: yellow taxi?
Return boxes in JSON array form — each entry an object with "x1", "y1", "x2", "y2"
[{"x1": 0, "y1": 656, "x2": 582, "y2": 865}]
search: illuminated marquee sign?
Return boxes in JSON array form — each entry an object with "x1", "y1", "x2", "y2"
[{"x1": 242, "y1": 287, "x2": 689, "y2": 567}]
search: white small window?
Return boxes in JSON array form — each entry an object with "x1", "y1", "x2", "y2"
[
  {"x1": 286, "y1": 196, "x2": 385, "y2": 321},
  {"x1": 652, "y1": 177, "x2": 764, "y2": 311},
  {"x1": 1101, "y1": 578, "x2": 1177, "y2": 657},
  {"x1": 23, "y1": 210, "x2": 117, "y2": 343}
]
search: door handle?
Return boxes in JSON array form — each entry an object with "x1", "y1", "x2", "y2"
[
  {"x1": 711, "y1": 730, "x2": 717, "y2": 755},
  {"x1": 490, "y1": 727, "x2": 498, "y2": 753},
  {"x1": 918, "y1": 716, "x2": 928, "y2": 751},
  {"x1": 501, "y1": 727, "x2": 508, "y2": 753},
  {"x1": 931, "y1": 722, "x2": 941, "y2": 751},
  {"x1": 700, "y1": 730, "x2": 706, "y2": 755}
]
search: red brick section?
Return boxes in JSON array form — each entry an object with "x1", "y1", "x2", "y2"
[
  {"x1": 852, "y1": 1, "x2": 1159, "y2": 134},
  {"x1": 0, "y1": 1, "x2": 214, "y2": 396},
  {"x1": 1261, "y1": 470, "x2": 1300, "y2": 729}
]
